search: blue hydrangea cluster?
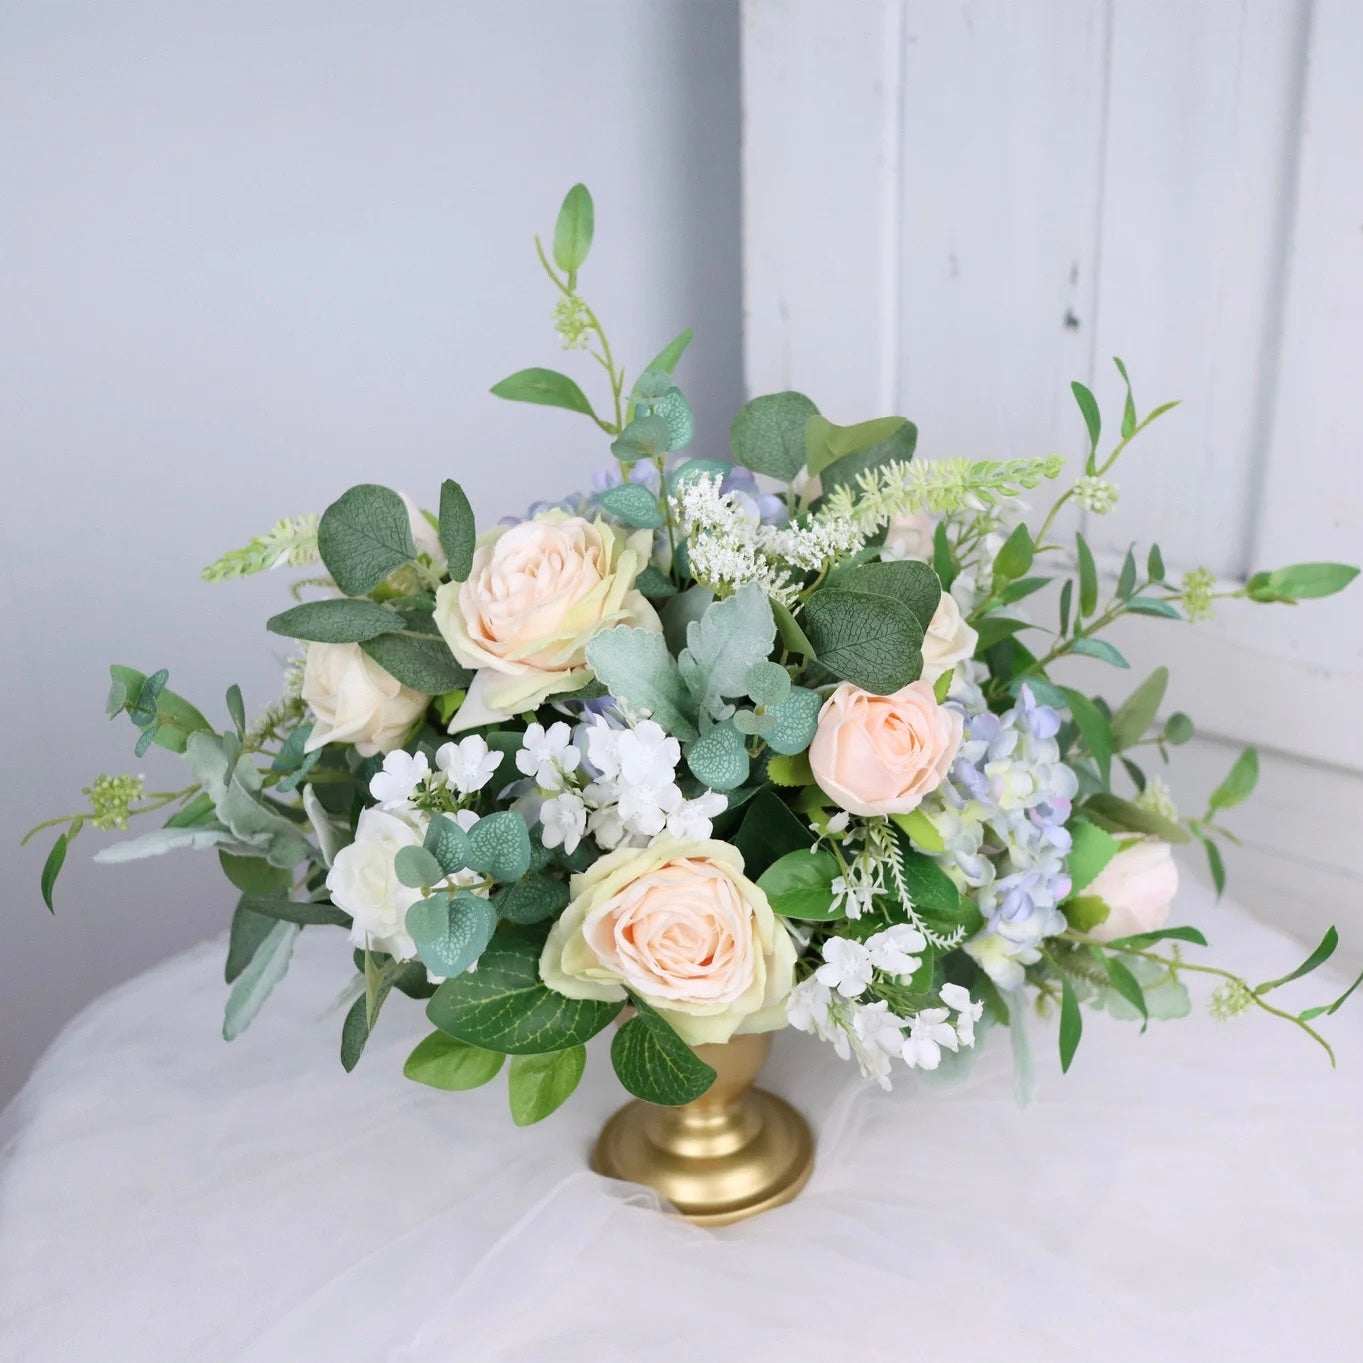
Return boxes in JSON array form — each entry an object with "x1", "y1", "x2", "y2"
[{"x1": 923, "y1": 685, "x2": 1079, "y2": 990}]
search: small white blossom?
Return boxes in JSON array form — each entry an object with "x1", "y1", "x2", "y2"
[
  {"x1": 435, "y1": 735, "x2": 501, "y2": 795},
  {"x1": 940, "y1": 982, "x2": 985, "y2": 1046},
  {"x1": 824, "y1": 811, "x2": 851, "y2": 835},
  {"x1": 515, "y1": 722, "x2": 580, "y2": 789},
  {"x1": 865, "y1": 924, "x2": 928, "y2": 978},
  {"x1": 1074, "y1": 475, "x2": 1119, "y2": 514},
  {"x1": 540, "y1": 791, "x2": 587, "y2": 855},
  {"x1": 852, "y1": 1000, "x2": 908, "y2": 1056},
  {"x1": 666, "y1": 790, "x2": 727, "y2": 841},
  {"x1": 815, "y1": 937, "x2": 874, "y2": 999},
  {"x1": 368, "y1": 750, "x2": 429, "y2": 808},
  {"x1": 901, "y1": 1008, "x2": 960, "y2": 1070}
]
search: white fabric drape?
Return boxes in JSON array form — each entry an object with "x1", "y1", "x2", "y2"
[{"x1": 2, "y1": 884, "x2": 1359, "y2": 1362}]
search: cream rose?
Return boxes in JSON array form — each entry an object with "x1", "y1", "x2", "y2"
[
  {"x1": 325, "y1": 806, "x2": 426, "y2": 960},
  {"x1": 434, "y1": 511, "x2": 659, "y2": 729},
  {"x1": 809, "y1": 679, "x2": 963, "y2": 816},
  {"x1": 302, "y1": 642, "x2": 429, "y2": 756},
  {"x1": 882, "y1": 512, "x2": 936, "y2": 562},
  {"x1": 539, "y1": 837, "x2": 797, "y2": 1045},
  {"x1": 1085, "y1": 839, "x2": 1180, "y2": 943},
  {"x1": 919, "y1": 592, "x2": 979, "y2": 685}
]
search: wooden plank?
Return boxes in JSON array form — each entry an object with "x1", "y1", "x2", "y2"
[{"x1": 1085, "y1": 0, "x2": 1311, "y2": 578}]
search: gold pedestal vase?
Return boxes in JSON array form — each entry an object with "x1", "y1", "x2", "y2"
[{"x1": 592, "y1": 1032, "x2": 815, "y2": 1226}]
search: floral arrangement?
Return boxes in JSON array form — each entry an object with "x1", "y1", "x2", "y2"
[{"x1": 30, "y1": 186, "x2": 1361, "y2": 1122}]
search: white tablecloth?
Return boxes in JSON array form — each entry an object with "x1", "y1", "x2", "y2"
[{"x1": 2, "y1": 885, "x2": 1360, "y2": 1363}]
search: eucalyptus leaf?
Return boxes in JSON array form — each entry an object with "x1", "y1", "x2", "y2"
[
  {"x1": 686, "y1": 720, "x2": 750, "y2": 792},
  {"x1": 361, "y1": 633, "x2": 468, "y2": 694},
  {"x1": 424, "y1": 812, "x2": 472, "y2": 875},
  {"x1": 407, "y1": 891, "x2": 497, "y2": 977},
  {"x1": 439, "y1": 478, "x2": 476, "y2": 582},
  {"x1": 317, "y1": 483, "x2": 416, "y2": 597},
  {"x1": 465, "y1": 811, "x2": 532, "y2": 883},
  {"x1": 803, "y1": 589, "x2": 923, "y2": 694},
  {"x1": 804, "y1": 413, "x2": 914, "y2": 480},
  {"x1": 597, "y1": 482, "x2": 664, "y2": 528},
  {"x1": 610, "y1": 414, "x2": 671, "y2": 463},
  {"x1": 266, "y1": 598, "x2": 404, "y2": 644},
  {"x1": 493, "y1": 872, "x2": 571, "y2": 925},
  {"x1": 763, "y1": 685, "x2": 821, "y2": 756},
  {"x1": 836, "y1": 559, "x2": 940, "y2": 630},
  {"x1": 395, "y1": 845, "x2": 444, "y2": 889},
  {"x1": 729, "y1": 391, "x2": 819, "y2": 482}
]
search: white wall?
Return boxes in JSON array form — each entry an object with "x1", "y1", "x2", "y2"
[
  {"x1": 742, "y1": 1, "x2": 1363, "y2": 959},
  {"x1": 0, "y1": 0, "x2": 743, "y2": 1103}
]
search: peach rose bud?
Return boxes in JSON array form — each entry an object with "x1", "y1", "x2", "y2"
[{"x1": 808, "y1": 679, "x2": 963, "y2": 817}]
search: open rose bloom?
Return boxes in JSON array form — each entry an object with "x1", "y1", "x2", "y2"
[{"x1": 43, "y1": 181, "x2": 1357, "y2": 1138}]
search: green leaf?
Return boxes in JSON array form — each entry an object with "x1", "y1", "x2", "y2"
[
  {"x1": 971, "y1": 615, "x2": 1035, "y2": 651},
  {"x1": 992, "y1": 522, "x2": 1035, "y2": 584},
  {"x1": 40, "y1": 833, "x2": 68, "y2": 912},
  {"x1": 763, "y1": 686, "x2": 822, "y2": 756},
  {"x1": 642, "y1": 327, "x2": 693, "y2": 378},
  {"x1": 1110, "y1": 666, "x2": 1168, "y2": 750},
  {"x1": 1245, "y1": 562, "x2": 1359, "y2": 603},
  {"x1": 772, "y1": 597, "x2": 815, "y2": 660},
  {"x1": 1062, "y1": 687, "x2": 1113, "y2": 789},
  {"x1": 729, "y1": 391, "x2": 820, "y2": 482},
  {"x1": 1066, "y1": 819, "x2": 1120, "y2": 894},
  {"x1": 361, "y1": 632, "x2": 468, "y2": 694},
  {"x1": 650, "y1": 387, "x2": 695, "y2": 451},
  {"x1": 818, "y1": 419, "x2": 919, "y2": 497},
  {"x1": 466, "y1": 811, "x2": 532, "y2": 883},
  {"x1": 1163, "y1": 712, "x2": 1194, "y2": 745},
  {"x1": 891, "y1": 835, "x2": 977, "y2": 930},
  {"x1": 668, "y1": 457, "x2": 728, "y2": 495},
  {"x1": 746, "y1": 659, "x2": 791, "y2": 708},
  {"x1": 427, "y1": 925, "x2": 622, "y2": 1054},
  {"x1": 610, "y1": 414, "x2": 672, "y2": 463},
  {"x1": 508, "y1": 1046, "x2": 586, "y2": 1125},
  {"x1": 235, "y1": 894, "x2": 351, "y2": 928},
  {"x1": 1106, "y1": 925, "x2": 1208, "y2": 950},
  {"x1": 340, "y1": 992, "x2": 380, "y2": 1072},
  {"x1": 932, "y1": 521, "x2": 955, "y2": 590},
  {"x1": 552, "y1": 183, "x2": 594, "y2": 276},
  {"x1": 1117, "y1": 547, "x2": 1137, "y2": 599},
  {"x1": 1076, "y1": 533, "x2": 1098, "y2": 616},
  {"x1": 1070, "y1": 637, "x2": 1129, "y2": 668},
  {"x1": 438, "y1": 479, "x2": 476, "y2": 582},
  {"x1": 107, "y1": 665, "x2": 213, "y2": 754},
  {"x1": 220, "y1": 850, "x2": 290, "y2": 894},
  {"x1": 494, "y1": 872, "x2": 570, "y2": 925},
  {"x1": 490, "y1": 367, "x2": 595, "y2": 418},
  {"x1": 266, "y1": 598, "x2": 404, "y2": 644},
  {"x1": 223, "y1": 919, "x2": 299, "y2": 1041},
  {"x1": 1209, "y1": 747, "x2": 1259, "y2": 812},
  {"x1": 406, "y1": 890, "x2": 498, "y2": 977},
  {"x1": 804, "y1": 413, "x2": 915, "y2": 480},
  {"x1": 403, "y1": 1031, "x2": 505, "y2": 1090},
  {"x1": 686, "y1": 720, "x2": 750, "y2": 792},
  {"x1": 165, "y1": 791, "x2": 217, "y2": 828},
  {"x1": 1083, "y1": 792, "x2": 1190, "y2": 844},
  {"x1": 424, "y1": 812, "x2": 471, "y2": 875},
  {"x1": 756, "y1": 847, "x2": 841, "y2": 920},
  {"x1": 836, "y1": 560, "x2": 941, "y2": 630},
  {"x1": 1147, "y1": 543, "x2": 1165, "y2": 581},
  {"x1": 597, "y1": 482, "x2": 664, "y2": 528},
  {"x1": 802, "y1": 589, "x2": 923, "y2": 694},
  {"x1": 766, "y1": 750, "x2": 814, "y2": 786},
  {"x1": 611, "y1": 998, "x2": 716, "y2": 1105},
  {"x1": 1071, "y1": 380, "x2": 1101, "y2": 472},
  {"x1": 395, "y1": 845, "x2": 444, "y2": 889},
  {"x1": 732, "y1": 789, "x2": 814, "y2": 878},
  {"x1": 1123, "y1": 596, "x2": 1182, "y2": 619},
  {"x1": 1113, "y1": 357, "x2": 1138, "y2": 439},
  {"x1": 1298, "y1": 966, "x2": 1363, "y2": 1022},
  {"x1": 317, "y1": 483, "x2": 417, "y2": 597},
  {"x1": 225, "y1": 684, "x2": 246, "y2": 737},
  {"x1": 634, "y1": 565, "x2": 677, "y2": 598},
  {"x1": 1104, "y1": 953, "x2": 1148, "y2": 1027},
  {"x1": 586, "y1": 627, "x2": 698, "y2": 741},
  {"x1": 1058, "y1": 578, "x2": 1073, "y2": 636},
  {"x1": 225, "y1": 899, "x2": 277, "y2": 983},
  {"x1": 1063, "y1": 895, "x2": 1111, "y2": 933},
  {"x1": 1202, "y1": 835, "x2": 1227, "y2": 897},
  {"x1": 1058, "y1": 974, "x2": 1083, "y2": 1072},
  {"x1": 999, "y1": 575, "x2": 1052, "y2": 606},
  {"x1": 1255, "y1": 926, "x2": 1338, "y2": 995},
  {"x1": 890, "y1": 808, "x2": 944, "y2": 853},
  {"x1": 678, "y1": 582, "x2": 777, "y2": 722}
]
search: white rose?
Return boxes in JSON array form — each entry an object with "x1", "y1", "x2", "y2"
[
  {"x1": 301, "y1": 641, "x2": 429, "y2": 756},
  {"x1": 882, "y1": 513, "x2": 936, "y2": 562},
  {"x1": 326, "y1": 806, "x2": 427, "y2": 960},
  {"x1": 1085, "y1": 839, "x2": 1180, "y2": 942},
  {"x1": 919, "y1": 592, "x2": 979, "y2": 685}
]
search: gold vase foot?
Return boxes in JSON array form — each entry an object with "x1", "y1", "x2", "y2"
[{"x1": 591, "y1": 1032, "x2": 815, "y2": 1227}]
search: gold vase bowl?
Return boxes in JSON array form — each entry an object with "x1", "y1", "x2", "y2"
[{"x1": 591, "y1": 1032, "x2": 815, "y2": 1226}]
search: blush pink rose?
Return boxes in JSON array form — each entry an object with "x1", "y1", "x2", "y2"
[
  {"x1": 539, "y1": 838, "x2": 796, "y2": 1045},
  {"x1": 1085, "y1": 839, "x2": 1180, "y2": 942},
  {"x1": 809, "y1": 679, "x2": 963, "y2": 816}
]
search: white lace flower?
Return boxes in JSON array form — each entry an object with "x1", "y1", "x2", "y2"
[
  {"x1": 901, "y1": 1008, "x2": 960, "y2": 1070},
  {"x1": 851, "y1": 1000, "x2": 907, "y2": 1056},
  {"x1": 615, "y1": 720, "x2": 681, "y2": 788},
  {"x1": 435, "y1": 735, "x2": 502, "y2": 795},
  {"x1": 786, "y1": 976, "x2": 834, "y2": 1034},
  {"x1": 815, "y1": 937, "x2": 874, "y2": 999},
  {"x1": 865, "y1": 924, "x2": 928, "y2": 978},
  {"x1": 940, "y1": 982, "x2": 985, "y2": 1046},
  {"x1": 665, "y1": 790, "x2": 727, "y2": 841},
  {"x1": 368, "y1": 750, "x2": 430, "y2": 807},
  {"x1": 516, "y1": 721, "x2": 580, "y2": 790},
  {"x1": 540, "y1": 791, "x2": 587, "y2": 855}
]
